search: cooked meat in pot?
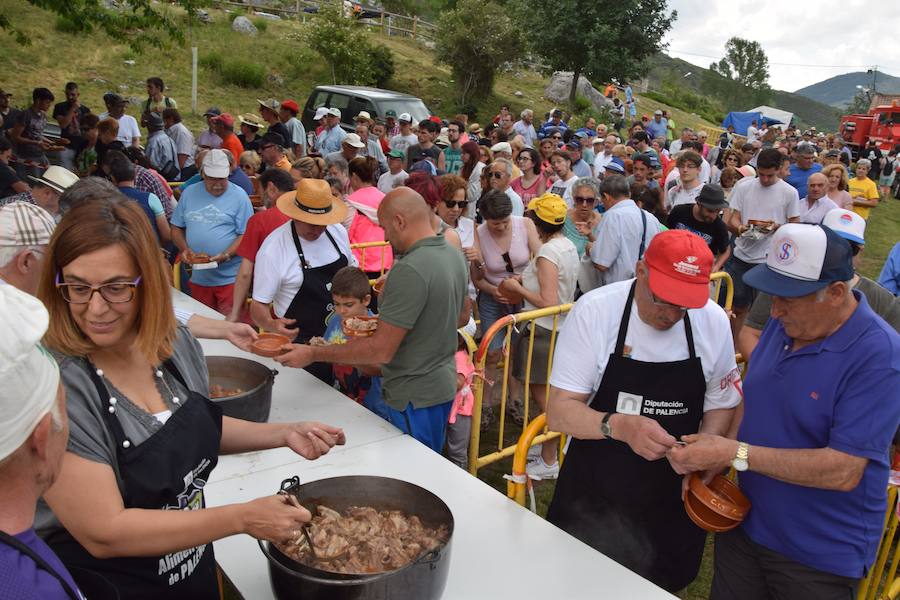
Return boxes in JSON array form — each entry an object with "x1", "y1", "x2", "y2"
[
  {"x1": 209, "y1": 384, "x2": 244, "y2": 398},
  {"x1": 275, "y1": 505, "x2": 449, "y2": 574}
]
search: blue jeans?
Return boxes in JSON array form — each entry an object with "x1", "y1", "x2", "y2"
[
  {"x1": 477, "y1": 292, "x2": 520, "y2": 351},
  {"x1": 385, "y1": 401, "x2": 452, "y2": 453}
]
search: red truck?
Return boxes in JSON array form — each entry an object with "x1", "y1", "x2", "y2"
[{"x1": 839, "y1": 100, "x2": 900, "y2": 158}]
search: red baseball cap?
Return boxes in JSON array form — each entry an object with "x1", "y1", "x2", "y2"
[
  {"x1": 213, "y1": 112, "x2": 235, "y2": 128},
  {"x1": 644, "y1": 230, "x2": 713, "y2": 309},
  {"x1": 281, "y1": 99, "x2": 300, "y2": 114}
]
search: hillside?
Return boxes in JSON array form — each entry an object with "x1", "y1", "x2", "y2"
[
  {"x1": 0, "y1": 0, "x2": 722, "y2": 135},
  {"x1": 795, "y1": 71, "x2": 900, "y2": 108},
  {"x1": 644, "y1": 53, "x2": 841, "y2": 131}
]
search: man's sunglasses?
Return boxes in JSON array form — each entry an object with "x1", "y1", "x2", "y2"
[
  {"x1": 573, "y1": 196, "x2": 595, "y2": 205},
  {"x1": 491, "y1": 171, "x2": 505, "y2": 179},
  {"x1": 444, "y1": 200, "x2": 468, "y2": 209}
]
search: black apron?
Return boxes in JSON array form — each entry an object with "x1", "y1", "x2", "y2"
[
  {"x1": 546, "y1": 281, "x2": 707, "y2": 593},
  {"x1": 50, "y1": 360, "x2": 223, "y2": 600},
  {"x1": 284, "y1": 223, "x2": 348, "y2": 383}
]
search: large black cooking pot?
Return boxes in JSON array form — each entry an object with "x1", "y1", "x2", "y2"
[
  {"x1": 205, "y1": 356, "x2": 276, "y2": 422},
  {"x1": 259, "y1": 476, "x2": 453, "y2": 600}
]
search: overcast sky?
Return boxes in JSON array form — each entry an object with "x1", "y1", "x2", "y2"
[{"x1": 662, "y1": 0, "x2": 900, "y2": 92}]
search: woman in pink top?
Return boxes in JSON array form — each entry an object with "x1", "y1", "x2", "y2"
[
  {"x1": 347, "y1": 157, "x2": 393, "y2": 275},
  {"x1": 823, "y1": 163, "x2": 855, "y2": 211},
  {"x1": 511, "y1": 147, "x2": 546, "y2": 204}
]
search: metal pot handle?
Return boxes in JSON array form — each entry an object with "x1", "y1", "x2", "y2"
[
  {"x1": 416, "y1": 548, "x2": 442, "y2": 565},
  {"x1": 280, "y1": 476, "x2": 300, "y2": 493}
]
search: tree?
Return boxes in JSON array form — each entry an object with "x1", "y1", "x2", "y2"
[
  {"x1": 846, "y1": 89, "x2": 871, "y2": 115},
  {"x1": 518, "y1": 0, "x2": 676, "y2": 106},
  {"x1": 1, "y1": 0, "x2": 210, "y2": 50},
  {"x1": 705, "y1": 37, "x2": 771, "y2": 108},
  {"x1": 710, "y1": 37, "x2": 770, "y2": 91},
  {"x1": 435, "y1": 0, "x2": 522, "y2": 107},
  {"x1": 306, "y1": 5, "x2": 378, "y2": 86}
]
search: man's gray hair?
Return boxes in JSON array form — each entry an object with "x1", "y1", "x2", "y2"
[
  {"x1": 856, "y1": 158, "x2": 872, "y2": 169},
  {"x1": 573, "y1": 177, "x2": 601, "y2": 196},
  {"x1": 601, "y1": 174, "x2": 630, "y2": 199},
  {"x1": 521, "y1": 109, "x2": 533, "y2": 119},
  {"x1": 0, "y1": 245, "x2": 41, "y2": 270}
]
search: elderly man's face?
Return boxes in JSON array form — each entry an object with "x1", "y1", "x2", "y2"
[
  {"x1": 203, "y1": 175, "x2": 229, "y2": 197},
  {"x1": 356, "y1": 124, "x2": 369, "y2": 141},
  {"x1": 326, "y1": 114, "x2": 339, "y2": 128},
  {"x1": 807, "y1": 174, "x2": 827, "y2": 200},
  {"x1": 770, "y1": 284, "x2": 845, "y2": 343},
  {"x1": 585, "y1": 118, "x2": 596, "y2": 130},
  {"x1": 604, "y1": 135, "x2": 616, "y2": 152},
  {"x1": 796, "y1": 152, "x2": 815, "y2": 169},
  {"x1": 260, "y1": 143, "x2": 280, "y2": 164}
]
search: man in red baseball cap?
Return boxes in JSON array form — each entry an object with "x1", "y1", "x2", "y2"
[
  {"x1": 211, "y1": 113, "x2": 244, "y2": 165},
  {"x1": 279, "y1": 99, "x2": 307, "y2": 158},
  {"x1": 540, "y1": 228, "x2": 742, "y2": 593}
]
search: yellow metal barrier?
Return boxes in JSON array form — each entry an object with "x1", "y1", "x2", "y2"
[
  {"x1": 858, "y1": 486, "x2": 900, "y2": 600},
  {"x1": 710, "y1": 270, "x2": 734, "y2": 312},
  {"x1": 350, "y1": 240, "x2": 392, "y2": 275},
  {"x1": 467, "y1": 303, "x2": 572, "y2": 476}
]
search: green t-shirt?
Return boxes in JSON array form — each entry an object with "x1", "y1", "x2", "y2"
[
  {"x1": 442, "y1": 146, "x2": 463, "y2": 175},
  {"x1": 666, "y1": 118, "x2": 676, "y2": 141},
  {"x1": 745, "y1": 275, "x2": 900, "y2": 331},
  {"x1": 377, "y1": 235, "x2": 468, "y2": 410}
]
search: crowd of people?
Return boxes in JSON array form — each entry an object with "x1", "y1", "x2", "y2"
[{"x1": 0, "y1": 75, "x2": 899, "y2": 600}]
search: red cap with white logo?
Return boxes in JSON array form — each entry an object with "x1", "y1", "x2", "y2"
[{"x1": 643, "y1": 230, "x2": 714, "y2": 309}]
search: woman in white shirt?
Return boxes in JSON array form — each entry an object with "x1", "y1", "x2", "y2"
[
  {"x1": 499, "y1": 193, "x2": 579, "y2": 478},
  {"x1": 460, "y1": 141, "x2": 484, "y2": 219},
  {"x1": 436, "y1": 175, "x2": 481, "y2": 295}
]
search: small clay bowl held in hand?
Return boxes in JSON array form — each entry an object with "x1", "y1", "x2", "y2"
[
  {"x1": 372, "y1": 279, "x2": 385, "y2": 296},
  {"x1": 191, "y1": 253, "x2": 212, "y2": 265},
  {"x1": 251, "y1": 333, "x2": 292, "y2": 358},
  {"x1": 341, "y1": 316, "x2": 379, "y2": 338},
  {"x1": 684, "y1": 473, "x2": 751, "y2": 533}
]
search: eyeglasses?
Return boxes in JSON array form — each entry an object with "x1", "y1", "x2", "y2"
[
  {"x1": 517, "y1": 156, "x2": 532, "y2": 162},
  {"x1": 55, "y1": 273, "x2": 142, "y2": 304},
  {"x1": 491, "y1": 171, "x2": 505, "y2": 179},
  {"x1": 645, "y1": 284, "x2": 687, "y2": 314},
  {"x1": 573, "y1": 196, "x2": 596, "y2": 205},
  {"x1": 551, "y1": 135, "x2": 562, "y2": 140},
  {"x1": 444, "y1": 200, "x2": 469, "y2": 209}
]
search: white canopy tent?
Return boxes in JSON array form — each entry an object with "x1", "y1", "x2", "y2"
[{"x1": 748, "y1": 105, "x2": 795, "y2": 129}]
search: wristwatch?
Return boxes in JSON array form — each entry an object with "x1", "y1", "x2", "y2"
[
  {"x1": 732, "y1": 442, "x2": 750, "y2": 472},
  {"x1": 600, "y1": 412, "x2": 614, "y2": 440}
]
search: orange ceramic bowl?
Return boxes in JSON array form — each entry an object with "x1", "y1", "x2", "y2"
[
  {"x1": 251, "y1": 333, "x2": 292, "y2": 358},
  {"x1": 684, "y1": 473, "x2": 751, "y2": 533},
  {"x1": 342, "y1": 316, "x2": 379, "y2": 338},
  {"x1": 372, "y1": 279, "x2": 385, "y2": 296}
]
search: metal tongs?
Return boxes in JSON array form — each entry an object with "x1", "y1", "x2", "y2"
[{"x1": 279, "y1": 476, "x2": 317, "y2": 559}]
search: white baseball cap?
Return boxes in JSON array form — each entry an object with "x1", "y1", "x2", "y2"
[
  {"x1": 398, "y1": 112, "x2": 412, "y2": 123},
  {"x1": 490, "y1": 142, "x2": 512, "y2": 155},
  {"x1": 744, "y1": 223, "x2": 854, "y2": 297},
  {"x1": 0, "y1": 285, "x2": 59, "y2": 461},
  {"x1": 327, "y1": 107, "x2": 342, "y2": 118},
  {"x1": 822, "y1": 208, "x2": 865, "y2": 245},
  {"x1": 343, "y1": 133, "x2": 365, "y2": 149},
  {"x1": 313, "y1": 106, "x2": 329, "y2": 120},
  {"x1": 202, "y1": 149, "x2": 231, "y2": 178}
]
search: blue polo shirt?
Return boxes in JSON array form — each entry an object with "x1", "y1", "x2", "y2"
[
  {"x1": 738, "y1": 291, "x2": 900, "y2": 578},
  {"x1": 785, "y1": 162, "x2": 823, "y2": 199}
]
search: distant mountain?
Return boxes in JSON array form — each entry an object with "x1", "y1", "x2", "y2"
[
  {"x1": 643, "y1": 54, "x2": 841, "y2": 131},
  {"x1": 794, "y1": 71, "x2": 900, "y2": 108}
]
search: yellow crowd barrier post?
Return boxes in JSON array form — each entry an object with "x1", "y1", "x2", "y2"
[
  {"x1": 857, "y1": 486, "x2": 900, "y2": 600},
  {"x1": 350, "y1": 240, "x2": 392, "y2": 276}
]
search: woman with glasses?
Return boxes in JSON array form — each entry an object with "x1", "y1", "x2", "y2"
[
  {"x1": 563, "y1": 177, "x2": 602, "y2": 258},
  {"x1": 36, "y1": 197, "x2": 345, "y2": 599},
  {"x1": 404, "y1": 171, "x2": 462, "y2": 250},
  {"x1": 711, "y1": 148, "x2": 742, "y2": 184},
  {"x1": 511, "y1": 147, "x2": 546, "y2": 205},
  {"x1": 472, "y1": 190, "x2": 541, "y2": 423},
  {"x1": 500, "y1": 193, "x2": 579, "y2": 480}
]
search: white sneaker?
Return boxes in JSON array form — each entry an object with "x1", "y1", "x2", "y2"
[
  {"x1": 526, "y1": 456, "x2": 560, "y2": 480},
  {"x1": 527, "y1": 444, "x2": 541, "y2": 460}
]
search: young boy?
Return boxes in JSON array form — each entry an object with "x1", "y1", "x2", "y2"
[{"x1": 322, "y1": 267, "x2": 389, "y2": 420}]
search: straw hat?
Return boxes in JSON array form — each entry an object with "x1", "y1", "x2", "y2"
[{"x1": 276, "y1": 179, "x2": 347, "y2": 226}]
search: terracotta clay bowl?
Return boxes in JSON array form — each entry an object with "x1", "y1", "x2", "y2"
[
  {"x1": 251, "y1": 333, "x2": 292, "y2": 358},
  {"x1": 341, "y1": 316, "x2": 379, "y2": 338},
  {"x1": 684, "y1": 473, "x2": 751, "y2": 533}
]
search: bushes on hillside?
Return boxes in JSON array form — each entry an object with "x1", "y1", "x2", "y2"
[
  {"x1": 306, "y1": 5, "x2": 396, "y2": 87},
  {"x1": 200, "y1": 51, "x2": 265, "y2": 89}
]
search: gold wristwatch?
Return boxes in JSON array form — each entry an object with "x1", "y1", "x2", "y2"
[{"x1": 732, "y1": 442, "x2": 749, "y2": 472}]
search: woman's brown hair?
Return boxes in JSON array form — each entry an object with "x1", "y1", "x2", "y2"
[
  {"x1": 440, "y1": 174, "x2": 467, "y2": 202},
  {"x1": 38, "y1": 196, "x2": 176, "y2": 364},
  {"x1": 822, "y1": 163, "x2": 849, "y2": 191},
  {"x1": 348, "y1": 156, "x2": 379, "y2": 185}
]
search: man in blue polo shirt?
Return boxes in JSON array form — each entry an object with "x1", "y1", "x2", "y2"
[
  {"x1": 669, "y1": 223, "x2": 900, "y2": 599},
  {"x1": 784, "y1": 142, "x2": 822, "y2": 199}
]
